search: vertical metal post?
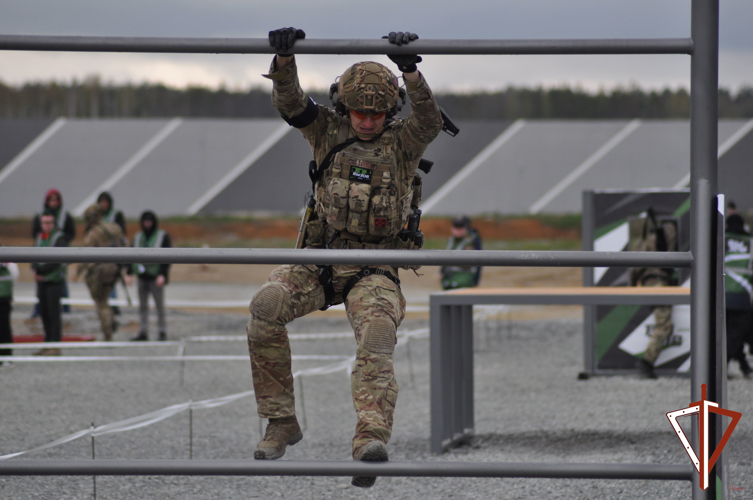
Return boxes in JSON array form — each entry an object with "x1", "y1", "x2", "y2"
[
  {"x1": 690, "y1": 0, "x2": 720, "y2": 498},
  {"x1": 713, "y1": 197, "x2": 729, "y2": 497},
  {"x1": 429, "y1": 298, "x2": 447, "y2": 454},
  {"x1": 91, "y1": 423, "x2": 97, "y2": 500},
  {"x1": 451, "y1": 306, "x2": 464, "y2": 441},
  {"x1": 581, "y1": 190, "x2": 596, "y2": 378},
  {"x1": 189, "y1": 405, "x2": 193, "y2": 460},
  {"x1": 460, "y1": 305, "x2": 474, "y2": 443}
]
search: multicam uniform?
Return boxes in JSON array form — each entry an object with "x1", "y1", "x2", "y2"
[
  {"x1": 249, "y1": 57, "x2": 442, "y2": 457},
  {"x1": 630, "y1": 218, "x2": 678, "y2": 366},
  {"x1": 77, "y1": 214, "x2": 125, "y2": 341}
]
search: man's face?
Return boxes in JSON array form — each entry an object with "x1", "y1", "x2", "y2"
[
  {"x1": 451, "y1": 226, "x2": 468, "y2": 238},
  {"x1": 40, "y1": 215, "x2": 55, "y2": 233},
  {"x1": 142, "y1": 219, "x2": 154, "y2": 231},
  {"x1": 349, "y1": 109, "x2": 386, "y2": 139},
  {"x1": 47, "y1": 194, "x2": 61, "y2": 210},
  {"x1": 98, "y1": 199, "x2": 110, "y2": 212}
]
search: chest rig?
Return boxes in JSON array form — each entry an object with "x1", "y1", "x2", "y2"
[{"x1": 306, "y1": 126, "x2": 423, "y2": 251}]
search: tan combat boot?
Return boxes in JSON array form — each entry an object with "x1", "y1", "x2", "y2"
[
  {"x1": 351, "y1": 440, "x2": 389, "y2": 488},
  {"x1": 254, "y1": 416, "x2": 303, "y2": 460}
]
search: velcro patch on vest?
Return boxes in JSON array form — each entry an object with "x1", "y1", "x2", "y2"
[
  {"x1": 373, "y1": 217, "x2": 387, "y2": 228},
  {"x1": 348, "y1": 160, "x2": 373, "y2": 182}
]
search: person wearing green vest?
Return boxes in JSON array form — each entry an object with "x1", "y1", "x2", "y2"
[
  {"x1": 30, "y1": 211, "x2": 69, "y2": 356},
  {"x1": 96, "y1": 191, "x2": 126, "y2": 235},
  {"x1": 724, "y1": 213, "x2": 753, "y2": 378},
  {"x1": 440, "y1": 215, "x2": 482, "y2": 290},
  {"x1": 125, "y1": 211, "x2": 172, "y2": 341},
  {"x1": 31, "y1": 188, "x2": 75, "y2": 319},
  {"x1": 0, "y1": 239, "x2": 20, "y2": 358}
]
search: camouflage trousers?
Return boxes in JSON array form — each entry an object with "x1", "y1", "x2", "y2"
[
  {"x1": 642, "y1": 278, "x2": 673, "y2": 366},
  {"x1": 85, "y1": 264, "x2": 119, "y2": 341},
  {"x1": 246, "y1": 264, "x2": 405, "y2": 458}
]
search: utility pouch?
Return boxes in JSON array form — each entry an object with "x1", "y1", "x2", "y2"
[
  {"x1": 304, "y1": 219, "x2": 326, "y2": 246},
  {"x1": 326, "y1": 177, "x2": 350, "y2": 231},
  {"x1": 346, "y1": 183, "x2": 371, "y2": 235},
  {"x1": 369, "y1": 171, "x2": 398, "y2": 236}
]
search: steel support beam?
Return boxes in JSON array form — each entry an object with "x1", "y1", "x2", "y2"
[
  {"x1": 0, "y1": 36, "x2": 692, "y2": 55},
  {"x1": 0, "y1": 247, "x2": 693, "y2": 268},
  {"x1": 0, "y1": 459, "x2": 693, "y2": 480},
  {"x1": 690, "y1": 0, "x2": 720, "y2": 498}
]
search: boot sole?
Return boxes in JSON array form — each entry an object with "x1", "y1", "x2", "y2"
[
  {"x1": 253, "y1": 429, "x2": 303, "y2": 460},
  {"x1": 351, "y1": 442, "x2": 388, "y2": 488}
]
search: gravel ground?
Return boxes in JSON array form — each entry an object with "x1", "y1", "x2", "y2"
[{"x1": 0, "y1": 305, "x2": 751, "y2": 500}]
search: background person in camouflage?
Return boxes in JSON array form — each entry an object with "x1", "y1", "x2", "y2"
[
  {"x1": 74, "y1": 205, "x2": 125, "y2": 341},
  {"x1": 248, "y1": 28, "x2": 442, "y2": 487},
  {"x1": 630, "y1": 210, "x2": 678, "y2": 379}
]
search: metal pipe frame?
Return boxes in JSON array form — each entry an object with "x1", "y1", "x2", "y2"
[
  {"x1": 0, "y1": 460, "x2": 693, "y2": 481},
  {"x1": 0, "y1": 247, "x2": 692, "y2": 268},
  {"x1": 690, "y1": 1, "x2": 719, "y2": 498},
  {"x1": 0, "y1": 0, "x2": 720, "y2": 491},
  {"x1": 0, "y1": 35, "x2": 692, "y2": 55}
]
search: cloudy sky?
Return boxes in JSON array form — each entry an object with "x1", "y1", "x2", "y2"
[{"x1": 1, "y1": 0, "x2": 751, "y2": 92}]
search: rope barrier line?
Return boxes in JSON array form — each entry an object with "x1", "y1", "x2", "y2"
[
  {"x1": 0, "y1": 359, "x2": 353, "y2": 461},
  {"x1": 0, "y1": 328, "x2": 428, "y2": 461}
]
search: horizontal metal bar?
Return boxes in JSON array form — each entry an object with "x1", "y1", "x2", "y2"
[
  {"x1": 0, "y1": 36, "x2": 693, "y2": 55},
  {"x1": 0, "y1": 247, "x2": 693, "y2": 268},
  {"x1": 0, "y1": 459, "x2": 694, "y2": 480}
]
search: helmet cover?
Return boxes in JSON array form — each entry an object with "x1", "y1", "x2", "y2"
[
  {"x1": 84, "y1": 204, "x2": 103, "y2": 226},
  {"x1": 338, "y1": 62, "x2": 399, "y2": 113}
]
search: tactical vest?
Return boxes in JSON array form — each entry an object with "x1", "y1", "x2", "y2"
[
  {"x1": 35, "y1": 230, "x2": 67, "y2": 283},
  {"x1": 441, "y1": 233, "x2": 480, "y2": 290},
  {"x1": 103, "y1": 209, "x2": 116, "y2": 223},
  {"x1": 132, "y1": 229, "x2": 166, "y2": 277},
  {"x1": 53, "y1": 210, "x2": 70, "y2": 233},
  {"x1": 724, "y1": 231, "x2": 753, "y2": 297},
  {"x1": 312, "y1": 127, "x2": 420, "y2": 249},
  {"x1": 0, "y1": 263, "x2": 13, "y2": 298}
]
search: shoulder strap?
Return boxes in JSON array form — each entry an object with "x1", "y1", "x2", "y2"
[{"x1": 308, "y1": 138, "x2": 359, "y2": 192}]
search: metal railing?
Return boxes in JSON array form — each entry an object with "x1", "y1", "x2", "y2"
[{"x1": 0, "y1": 1, "x2": 721, "y2": 497}]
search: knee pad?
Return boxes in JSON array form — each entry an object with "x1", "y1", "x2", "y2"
[
  {"x1": 363, "y1": 318, "x2": 396, "y2": 354},
  {"x1": 250, "y1": 283, "x2": 286, "y2": 323}
]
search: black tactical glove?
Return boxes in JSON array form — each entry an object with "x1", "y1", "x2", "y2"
[
  {"x1": 382, "y1": 32, "x2": 423, "y2": 73},
  {"x1": 269, "y1": 27, "x2": 305, "y2": 57}
]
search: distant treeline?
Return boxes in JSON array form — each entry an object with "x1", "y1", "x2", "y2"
[{"x1": 2, "y1": 78, "x2": 752, "y2": 119}]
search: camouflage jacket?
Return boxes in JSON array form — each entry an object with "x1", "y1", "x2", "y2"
[
  {"x1": 76, "y1": 222, "x2": 126, "y2": 278},
  {"x1": 263, "y1": 57, "x2": 443, "y2": 248}
]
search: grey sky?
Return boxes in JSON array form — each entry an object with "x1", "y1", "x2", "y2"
[{"x1": 0, "y1": 0, "x2": 751, "y2": 91}]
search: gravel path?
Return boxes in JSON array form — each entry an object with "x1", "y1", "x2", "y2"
[{"x1": 1, "y1": 305, "x2": 751, "y2": 499}]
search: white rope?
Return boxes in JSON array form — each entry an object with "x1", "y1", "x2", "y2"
[
  {"x1": 0, "y1": 356, "x2": 357, "y2": 461},
  {"x1": 0, "y1": 328, "x2": 430, "y2": 459}
]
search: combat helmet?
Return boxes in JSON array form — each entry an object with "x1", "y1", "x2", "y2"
[
  {"x1": 84, "y1": 204, "x2": 103, "y2": 226},
  {"x1": 337, "y1": 62, "x2": 400, "y2": 116}
]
